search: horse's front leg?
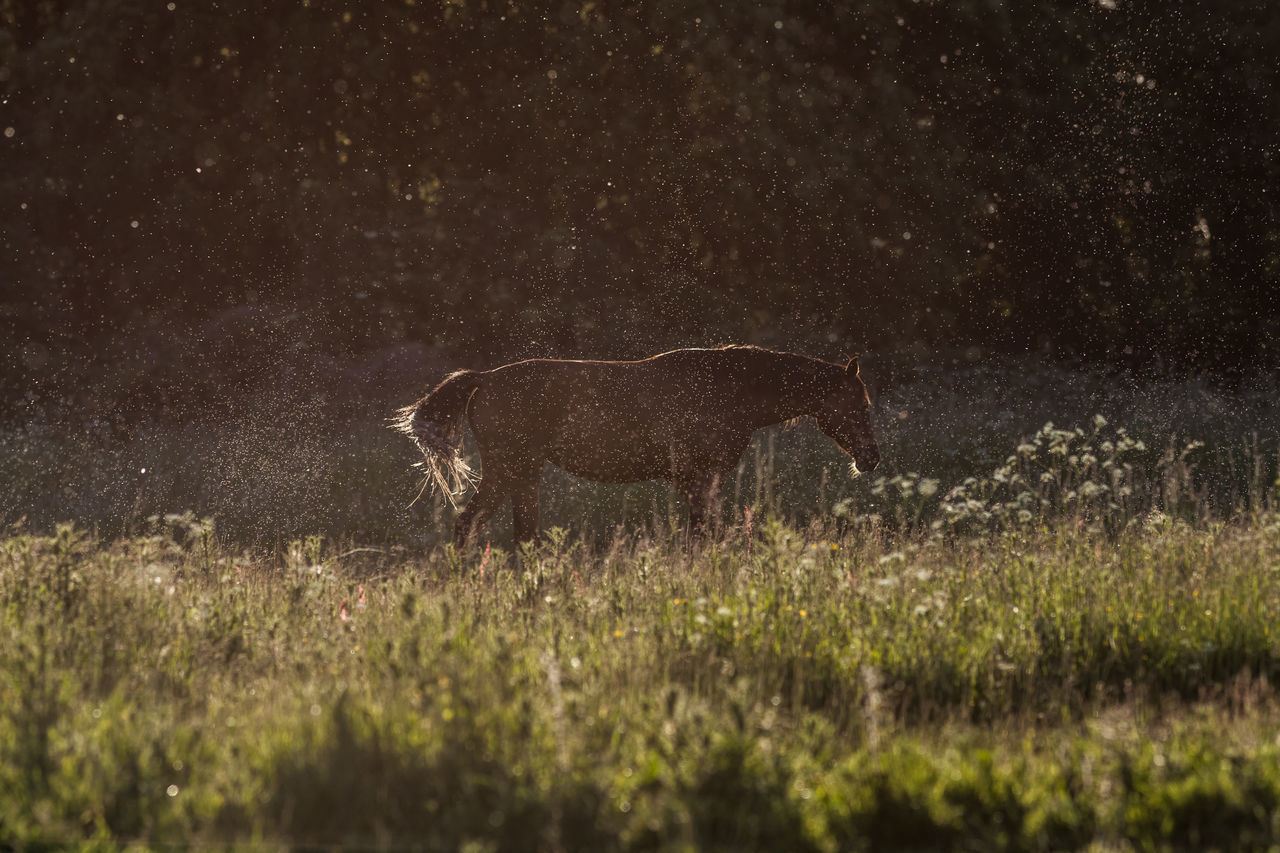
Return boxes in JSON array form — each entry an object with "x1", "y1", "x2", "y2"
[{"x1": 677, "y1": 470, "x2": 725, "y2": 541}]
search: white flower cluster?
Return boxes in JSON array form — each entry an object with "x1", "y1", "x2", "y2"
[
  {"x1": 938, "y1": 416, "x2": 1150, "y2": 534},
  {"x1": 859, "y1": 471, "x2": 942, "y2": 528}
]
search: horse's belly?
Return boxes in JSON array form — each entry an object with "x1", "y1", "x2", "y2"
[{"x1": 545, "y1": 434, "x2": 674, "y2": 483}]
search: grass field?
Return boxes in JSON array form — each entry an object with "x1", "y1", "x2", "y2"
[
  {"x1": 3, "y1": 356, "x2": 1280, "y2": 850},
  {"x1": 4, "y1": 508, "x2": 1280, "y2": 850}
]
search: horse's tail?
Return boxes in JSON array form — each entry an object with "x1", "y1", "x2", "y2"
[{"x1": 391, "y1": 369, "x2": 484, "y2": 506}]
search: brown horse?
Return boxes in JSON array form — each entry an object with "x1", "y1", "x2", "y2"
[{"x1": 393, "y1": 345, "x2": 880, "y2": 548}]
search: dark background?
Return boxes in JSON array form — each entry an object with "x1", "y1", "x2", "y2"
[{"x1": 3, "y1": 0, "x2": 1277, "y2": 422}]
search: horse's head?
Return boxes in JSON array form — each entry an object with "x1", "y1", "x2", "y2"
[{"x1": 816, "y1": 357, "x2": 880, "y2": 474}]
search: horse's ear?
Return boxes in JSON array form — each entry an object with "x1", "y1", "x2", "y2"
[{"x1": 845, "y1": 355, "x2": 861, "y2": 378}]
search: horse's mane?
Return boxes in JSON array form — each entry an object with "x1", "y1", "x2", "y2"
[{"x1": 713, "y1": 343, "x2": 836, "y2": 369}]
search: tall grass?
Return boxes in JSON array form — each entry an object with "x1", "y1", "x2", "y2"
[{"x1": 3, "y1": 455, "x2": 1280, "y2": 847}]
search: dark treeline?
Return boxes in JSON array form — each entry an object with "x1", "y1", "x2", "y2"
[{"x1": 2, "y1": 0, "x2": 1277, "y2": 413}]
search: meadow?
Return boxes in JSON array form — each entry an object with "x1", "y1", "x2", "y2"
[{"x1": 3, "y1": 354, "x2": 1280, "y2": 850}]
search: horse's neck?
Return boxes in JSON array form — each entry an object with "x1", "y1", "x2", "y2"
[{"x1": 735, "y1": 354, "x2": 828, "y2": 427}]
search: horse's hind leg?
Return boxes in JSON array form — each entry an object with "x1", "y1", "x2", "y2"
[
  {"x1": 510, "y1": 476, "x2": 542, "y2": 548},
  {"x1": 453, "y1": 479, "x2": 505, "y2": 550}
]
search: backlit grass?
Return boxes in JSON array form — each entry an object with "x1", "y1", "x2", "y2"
[{"x1": 3, "y1": 501, "x2": 1280, "y2": 849}]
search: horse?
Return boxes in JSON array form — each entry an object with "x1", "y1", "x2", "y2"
[{"x1": 393, "y1": 345, "x2": 880, "y2": 549}]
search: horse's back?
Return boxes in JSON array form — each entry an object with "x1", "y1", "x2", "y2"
[{"x1": 478, "y1": 351, "x2": 723, "y2": 406}]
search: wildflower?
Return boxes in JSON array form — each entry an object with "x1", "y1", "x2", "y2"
[
  {"x1": 1080, "y1": 482, "x2": 1106, "y2": 498},
  {"x1": 338, "y1": 599, "x2": 349, "y2": 622}
]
